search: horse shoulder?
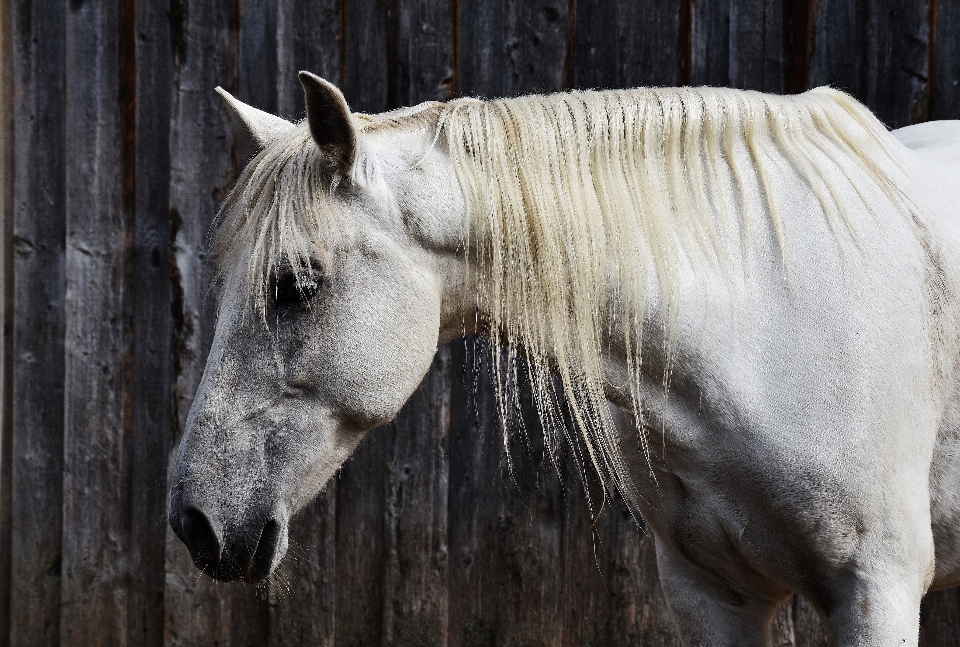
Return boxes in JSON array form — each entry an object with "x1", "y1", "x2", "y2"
[{"x1": 892, "y1": 120, "x2": 960, "y2": 589}]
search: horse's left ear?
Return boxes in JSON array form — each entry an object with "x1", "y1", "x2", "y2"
[{"x1": 299, "y1": 71, "x2": 356, "y2": 173}]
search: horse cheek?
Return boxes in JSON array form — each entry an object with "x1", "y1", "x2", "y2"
[{"x1": 315, "y1": 261, "x2": 441, "y2": 428}]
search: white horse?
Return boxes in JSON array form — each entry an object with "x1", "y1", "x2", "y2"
[{"x1": 168, "y1": 71, "x2": 960, "y2": 646}]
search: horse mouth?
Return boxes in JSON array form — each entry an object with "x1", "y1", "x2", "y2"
[{"x1": 174, "y1": 505, "x2": 284, "y2": 584}]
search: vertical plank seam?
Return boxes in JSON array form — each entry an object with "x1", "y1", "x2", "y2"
[
  {"x1": 786, "y1": 0, "x2": 815, "y2": 93},
  {"x1": 678, "y1": 0, "x2": 693, "y2": 85}
]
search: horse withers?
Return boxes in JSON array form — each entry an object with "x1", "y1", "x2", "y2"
[{"x1": 168, "y1": 71, "x2": 960, "y2": 646}]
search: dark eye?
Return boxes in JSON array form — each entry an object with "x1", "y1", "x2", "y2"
[{"x1": 273, "y1": 271, "x2": 322, "y2": 309}]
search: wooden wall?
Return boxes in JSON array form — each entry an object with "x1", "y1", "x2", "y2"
[{"x1": 1, "y1": 0, "x2": 959, "y2": 645}]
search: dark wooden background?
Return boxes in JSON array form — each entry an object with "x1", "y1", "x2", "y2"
[{"x1": 1, "y1": 0, "x2": 958, "y2": 645}]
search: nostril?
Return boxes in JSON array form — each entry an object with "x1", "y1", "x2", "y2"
[
  {"x1": 249, "y1": 520, "x2": 281, "y2": 583},
  {"x1": 181, "y1": 507, "x2": 221, "y2": 571}
]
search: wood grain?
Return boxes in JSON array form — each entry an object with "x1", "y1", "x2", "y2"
[
  {"x1": 382, "y1": 350, "x2": 452, "y2": 647},
  {"x1": 386, "y1": 0, "x2": 457, "y2": 106},
  {"x1": 458, "y1": 0, "x2": 569, "y2": 98},
  {"x1": 239, "y1": 0, "x2": 278, "y2": 166},
  {"x1": 0, "y1": 0, "x2": 14, "y2": 642},
  {"x1": 343, "y1": 0, "x2": 389, "y2": 113},
  {"x1": 447, "y1": 339, "x2": 508, "y2": 647},
  {"x1": 9, "y1": 1, "x2": 66, "y2": 645},
  {"x1": 932, "y1": 0, "x2": 960, "y2": 119},
  {"x1": 691, "y1": 0, "x2": 794, "y2": 92},
  {"x1": 810, "y1": 0, "x2": 932, "y2": 128},
  {"x1": 276, "y1": 0, "x2": 342, "y2": 119},
  {"x1": 60, "y1": 0, "x2": 130, "y2": 643},
  {"x1": 334, "y1": 424, "x2": 388, "y2": 647},
  {"x1": 573, "y1": 0, "x2": 683, "y2": 90},
  {"x1": 126, "y1": 0, "x2": 175, "y2": 643},
  {"x1": 268, "y1": 488, "x2": 337, "y2": 647}
]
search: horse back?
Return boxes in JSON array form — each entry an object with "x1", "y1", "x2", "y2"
[{"x1": 894, "y1": 120, "x2": 960, "y2": 162}]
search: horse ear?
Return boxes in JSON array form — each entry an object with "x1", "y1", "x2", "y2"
[
  {"x1": 215, "y1": 87, "x2": 295, "y2": 149},
  {"x1": 299, "y1": 71, "x2": 356, "y2": 172}
]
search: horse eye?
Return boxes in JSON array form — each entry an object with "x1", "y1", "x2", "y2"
[{"x1": 273, "y1": 272, "x2": 321, "y2": 309}]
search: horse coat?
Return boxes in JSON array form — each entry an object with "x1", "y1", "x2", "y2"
[{"x1": 168, "y1": 72, "x2": 960, "y2": 646}]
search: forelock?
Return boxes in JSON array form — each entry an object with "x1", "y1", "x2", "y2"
[{"x1": 213, "y1": 121, "x2": 393, "y2": 320}]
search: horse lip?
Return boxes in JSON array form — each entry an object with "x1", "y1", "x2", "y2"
[{"x1": 246, "y1": 519, "x2": 284, "y2": 583}]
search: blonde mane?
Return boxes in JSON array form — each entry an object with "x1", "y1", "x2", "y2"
[{"x1": 216, "y1": 86, "x2": 905, "y2": 502}]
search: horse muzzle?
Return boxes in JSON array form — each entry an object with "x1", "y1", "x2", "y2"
[{"x1": 169, "y1": 494, "x2": 289, "y2": 584}]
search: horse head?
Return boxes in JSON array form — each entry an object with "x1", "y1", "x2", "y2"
[{"x1": 168, "y1": 73, "x2": 465, "y2": 583}]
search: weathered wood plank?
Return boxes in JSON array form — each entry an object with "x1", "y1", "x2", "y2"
[
  {"x1": 557, "y1": 447, "x2": 609, "y2": 647},
  {"x1": 386, "y1": 0, "x2": 456, "y2": 107},
  {"x1": 932, "y1": 0, "x2": 960, "y2": 119},
  {"x1": 335, "y1": 424, "x2": 388, "y2": 647},
  {"x1": 448, "y1": 344, "x2": 568, "y2": 647},
  {"x1": 604, "y1": 503, "x2": 683, "y2": 646},
  {"x1": 729, "y1": 0, "x2": 787, "y2": 91},
  {"x1": 457, "y1": 0, "x2": 507, "y2": 97},
  {"x1": 343, "y1": 0, "x2": 389, "y2": 113},
  {"x1": 164, "y1": 0, "x2": 271, "y2": 644},
  {"x1": 8, "y1": 0, "x2": 66, "y2": 645},
  {"x1": 268, "y1": 488, "x2": 337, "y2": 647},
  {"x1": 127, "y1": 0, "x2": 174, "y2": 642},
  {"x1": 810, "y1": 0, "x2": 932, "y2": 128},
  {"x1": 241, "y1": 0, "x2": 278, "y2": 116},
  {"x1": 0, "y1": 0, "x2": 14, "y2": 642},
  {"x1": 920, "y1": 589, "x2": 960, "y2": 647},
  {"x1": 729, "y1": 0, "x2": 787, "y2": 93},
  {"x1": 382, "y1": 350, "x2": 452, "y2": 647},
  {"x1": 494, "y1": 380, "x2": 566, "y2": 647},
  {"x1": 239, "y1": 0, "x2": 277, "y2": 164},
  {"x1": 276, "y1": 0, "x2": 342, "y2": 119},
  {"x1": 458, "y1": 0, "x2": 569, "y2": 98},
  {"x1": 60, "y1": 0, "x2": 131, "y2": 643},
  {"x1": 447, "y1": 339, "x2": 504, "y2": 647},
  {"x1": 690, "y1": 0, "x2": 731, "y2": 87},
  {"x1": 572, "y1": 0, "x2": 683, "y2": 90},
  {"x1": 691, "y1": 0, "x2": 794, "y2": 92}
]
